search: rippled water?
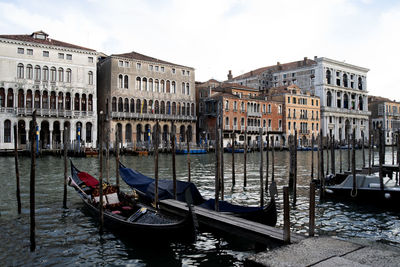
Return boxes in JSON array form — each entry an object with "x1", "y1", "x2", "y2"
[{"x1": 1, "y1": 149, "x2": 399, "y2": 265}]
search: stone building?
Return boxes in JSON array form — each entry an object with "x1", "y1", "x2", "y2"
[
  {"x1": 268, "y1": 85, "x2": 320, "y2": 146},
  {"x1": 228, "y1": 57, "x2": 370, "y2": 141},
  {"x1": 368, "y1": 95, "x2": 400, "y2": 145},
  {"x1": 197, "y1": 82, "x2": 283, "y2": 147},
  {"x1": 97, "y1": 51, "x2": 196, "y2": 149},
  {"x1": 0, "y1": 30, "x2": 98, "y2": 150}
]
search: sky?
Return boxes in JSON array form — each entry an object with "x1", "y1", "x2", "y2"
[{"x1": 0, "y1": 0, "x2": 399, "y2": 99}]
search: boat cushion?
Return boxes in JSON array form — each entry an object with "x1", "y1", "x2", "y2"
[{"x1": 77, "y1": 171, "x2": 99, "y2": 188}]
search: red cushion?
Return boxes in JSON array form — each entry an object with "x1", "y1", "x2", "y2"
[
  {"x1": 122, "y1": 206, "x2": 132, "y2": 210},
  {"x1": 112, "y1": 210, "x2": 122, "y2": 214},
  {"x1": 77, "y1": 172, "x2": 99, "y2": 188}
]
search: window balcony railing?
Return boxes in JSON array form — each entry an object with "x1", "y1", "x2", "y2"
[
  {"x1": 247, "y1": 110, "x2": 262, "y2": 117},
  {"x1": 224, "y1": 125, "x2": 230, "y2": 130},
  {"x1": 8, "y1": 107, "x2": 94, "y2": 118},
  {"x1": 111, "y1": 111, "x2": 196, "y2": 121}
]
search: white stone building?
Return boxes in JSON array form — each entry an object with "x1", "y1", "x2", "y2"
[
  {"x1": 228, "y1": 57, "x2": 370, "y2": 141},
  {"x1": 0, "y1": 31, "x2": 98, "y2": 150}
]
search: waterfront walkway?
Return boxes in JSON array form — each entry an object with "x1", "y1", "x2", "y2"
[{"x1": 246, "y1": 236, "x2": 400, "y2": 266}]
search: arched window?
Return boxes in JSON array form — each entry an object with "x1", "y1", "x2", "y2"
[
  {"x1": 177, "y1": 103, "x2": 181, "y2": 115},
  {"x1": 74, "y1": 93, "x2": 80, "y2": 111},
  {"x1": 182, "y1": 103, "x2": 186, "y2": 116},
  {"x1": 119, "y1": 74, "x2": 123, "y2": 88},
  {"x1": 18, "y1": 89, "x2": 24, "y2": 108},
  {"x1": 343, "y1": 74, "x2": 348, "y2": 87},
  {"x1": 149, "y1": 78, "x2": 153, "y2": 92},
  {"x1": 267, "y1": 104, "x2": 271, "y2": 113},
  {"x1": 50, "y1": 67, "x2": 56, "y2": 82},
  {"x1": 358, "y1": 77, "x2": 363, "y2": 90},
  {"x1": 26, "y1": 64, "x2": 33, "y2": 79},
  {"x1": 118, "y1": 97, "x2": 123, "y2": 112},
  {"x1": 88, "y1": 71, "x2": 93, "y2": 85},
  {"x1": 191, "y1": 103, "x2": 195, "y2": 116},
  {"x1": 50, "y1": 91, "x2": 56, "y2": 109},
  {"x1": 42, "y1": 91, "x2": 48, "y2": 109},
  {"x1": 359, "y1": 96, "x2": 363, "y2": 110},
  {"x1": 181, "y1": 82, "x2": 185, "y2": 94},
  {"x1": 167, "y1": 101, "x2": 171, "y2": 114},
  {"x1": 35, "y1": 65, "x2": 41, "y2": 81},
  {"x1": 43, "y1": 66, "x2": 49, "y2": 81},
  {"x1": 326, "y1": 70, "x2": 331, "y2": 84},
  {"x1": 155, "y1": 79, "x2": 159, "y2": 92},
  {"x1": 0, "y1": 88, "x2": 5, "y2": 107},
  {"x1": 172, "y1": 81, "x2": 176, "y2": 93},
  {"x1": 172, "y1": 102, "x2": 176, "y2": 115},
  {"x1": 4, "y1": 120, "x2": 11, "y2": 143},
  {"x1": 130, "y1": 99, "x2": 135, "y2": 113},
  {"x1": 136, "y1": 124, "x2": 142, "y2": 142},
  {"x1": 186, "y1": 102, "x2": 190, "y2": 115},
  {"x1": 161, "y1": 101, "x2": 165, "y2": 114},
  {"x1": 65, "y1": 93, "x2": 71, "y2": 110},
  {"x1": 136, "y1": 77, "x2": 141, "y2": 90},
  {"x1": 160, "y1": 80, "x2": 165, "y2": 93},
  {"x1": 86, "y1": 122, "x2": 92, "y2": 143},
  {"x1": 88, "y1": 94, "x2": 93, "y2": 111},
  {"x1": 81, "y1": 94, "x2": 87, "y2": 111},
  {"x1": 326, "y1": 91, "x2": 332, "y2": 107},
  {"x1": 124, "y1": 98, "x2": 129, "y2": 112},
  {"x1": 343, "y1": 94, "x2": 349, "y2": 109},
  {"x1": 58, "y1": 68, "x2": 64, "y2": 82},
  {"x1": 186, "y1": 83, "x2": 190, "y2": 95},
  {"x1": 17, "y1": 63, "x2": 24, "y2": 78},
  {"x1": 126, "y1": 124, "x2": 132, "y2": 142},
  {"x1": 58, "y1": 92, "x2": 63, "y2": 110},
  {"x1": 123, "y1": 75, "x2": 128, "y2": 88},
  {"x1": 142, "y1": 78, "x2": 148, "y2": 91},
  {"x1": 166, "y1": 80, "x2": 170, "y2": 93},
  {"x1": 7, "y1": 89, "x2": 13, "y2": 108},
  {"x1": 66, "y1": 68, "x2": 71, "y2": 83},
  {"x1": 142, "y1": 99, "x2": 147, "y2": 114},
  {"x1": 148, "y1": 100, "x2": 153, "y2": 113},
  {"x1": 26, "y1": 90, "x2": 32, "y2": 108},
  {"x1": 136, "y1": 99, "x2": 141, "y2": 113},
  {"x1": 112, "y1": 97, "x2": 117, "y2": 112},
  {"x1": 155, "y1": 100, "x2": 160, "y2": 114}
]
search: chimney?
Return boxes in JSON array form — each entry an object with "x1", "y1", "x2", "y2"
[
  {"x1": 250, "y1": 71, "x2": 253, "y2": 76},
  {"x1": 303, "y1": 57, "x2": 308, "y2": 65},
  {"x1": 314, "y1": 56, "x2": 317, "y2": 60},
  {"x1": 227, "y1": 70, "x2": 233, "y2": 80}
]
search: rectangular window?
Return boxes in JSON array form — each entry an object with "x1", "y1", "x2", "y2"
[
  {"x1": 17, "y1": 48, "x2": 24, "y2": 54},
  {"x1": 118, "y1": 60, "x2": 123, "y2": 67},
  {"x1": 187, "y1": 70, "x2": 190, "y2": 76},
  {"x1": 149, "y1": 65, "x2": 153, "y2": 71},
  {"x1": 155, "y1": 66, "x2": 159, "y2": 71},
  {"x1": 27, "y1": 49, "x2": 33, "y2": 55},
  {"x1": 161, "y1": 66, "x2": 164, "y2": 72},
  {"x1": 43, "y1": 51, "x2": 49, "y2": 57},
  {"x1": 58, "y1": 53, "x2": 64, "y2": 59},
  {"x1": 124, "y1": 61, "x2": 129, "y2": 67},
  {"x1": 172, "y1": 68, "x2": 175, "y2": 74},
  {"x1": 66, "y1": 54, "x2": 72, "y2": 60},
  {"x1": 136, "y1": 63, "x2": 141, "y2": 69},
  {"x1": 182, "y1": 70, "x2": 185, "y2": 75},
  {"x1": 287, "y1": 97, "x2": 290, "y2": 103},
  {"x1": 88, "y1": 57, "x2": 94, "y2": 63}
]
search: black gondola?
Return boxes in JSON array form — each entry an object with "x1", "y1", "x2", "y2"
[
  {"x1": 68, "y1": 161, "x2": 194, "y2": 241},
  {"x1": 119, "y1": 162, "x2": 277, "y2": 227}
]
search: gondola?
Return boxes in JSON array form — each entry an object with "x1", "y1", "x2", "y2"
[
  {"x1": 119, "y1": 162, "x2": 277, "y2": 226},
  {"x1": 223, "y1": 147, "x2": 245, "y2": 153},
  {"x1": 324, "y1": 173, "x2": 400, "y2": 207},
  {"x1": 68, "y1": 161, "x2": 194, "y2": 240}
]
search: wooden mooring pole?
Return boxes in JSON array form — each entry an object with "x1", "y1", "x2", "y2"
[
  {"x1": 154, "y1": 121, "x2": 160, "y2": 207},
  {"x1": 171, "y1": 121, "x2": 177, "y2": 199},
  {"x1": 271, "y1": 135, "x2": 275, "y2": 183},
  {"x1": 63, "y1": 127, "x2": 67, "y2": 209},
  {"x1": 326, "y1": 134, "x2": 329, "y2": 176},
  {"x1": 115, "y1": 131, "x2": 120, "y2": 191},
  {"x1": 379, "y1": 126, "x2": 384, "y2": 191},
  {"x1": 244, "y1": 129, "x2": 247, "y2": 188},
  {"x1": 215, "y1": 126, "x2": 220, "y2": 211},
  {"x1": 106, "y1": 128, "x2": 110, "y2": 183},
  {"x1": 283, "y1": 186, "x2": 290, "y2": 244},
  {"x1": 309, "y1": 182, "x2": 315, "y2": 237},
  {"x1": 369, "y1": 132, "x2": 372, "y2": 175},
  {"x1": 311, "y1": 134, "x2": 314, "y2": 181},
  {"x1": 362, "y1": 131, "x2": 366, "y2": 168},
  {"x1": 347, "y1": 133, "x2": 351, "y2": 172},
  {"x1": 330, "y1": 135, "x2": 335, "y2": 175},
  {"x1": 30, "y1": 110, "x2": 37, "y2": 251},
  {"x1": 98, "y1": 112, "x2": 104, "y2": 234},
  {"x1": 220, "y1": 126, "x2": 224, "y2": 200},
  {"x1": 265, "y1": 133, "x2": 269, "y2": 191},
  {"x1": 259, "y1": 128, "x2": 264, "y2": 207},
  {"x1": 232, "y1": 132, "x2": 235, "y2": 187},
  {"x1": 186, "y1": 128, "x2": 191, "y2": 182},
  {"x1": 339, "y1": 137, "x2": 343, "y2": 173},
  {"x1": 14, "y1": 124, "x2": 21, "y2": 214},
  {"x1": 293, "y1": 131, "x2": 298, "y2": 205},
  {"x1": 319, "y1": 130, "x2": 325, "y2": 199},
  {"x1": 352, "y1": 129, "x2": 357, "y2": 196},
  {"x1": 392, "y1": 133, "x2": 395, "y2": 165}
]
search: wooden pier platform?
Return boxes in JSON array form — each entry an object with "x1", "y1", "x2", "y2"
[
  {"x1": 246, "y1": 236, "x2": 400, "y2": 267},
  {"x1": 159, "y1": 199, "x2": 305, "y2": 245}
]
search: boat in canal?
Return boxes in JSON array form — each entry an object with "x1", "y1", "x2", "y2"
[
  {"x1": 119, "y1": 162, "x2": 277, "y2": 226},
  {"x1": 175, "y1": 148, "x2": 207, "y2": 154},
  {"x1": 68, "y1": 161, "x2": 194, "y2": 240},
  {"x1": 223, "y1": 147, "x2": 245, "y2": 153},
  {"x1": 324, "y1": 173, "x2": 400, "y2": 206}
]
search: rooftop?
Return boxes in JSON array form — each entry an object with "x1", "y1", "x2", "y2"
[{"x1": 112, "y1": 51, "x2": 193, "y2": 69}]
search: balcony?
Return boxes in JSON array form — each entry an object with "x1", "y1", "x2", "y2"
[
  {"x1": 12, "y1": 107, "x2": 94, "y2": 118},
  {"x1": 224, "y1": 125, "x2": 230, "y2": 130},
  {"x1": 111, "y1": 112, "x2": 196, "y2": 121},
  {"x1": 321, "y1": 106, "x2": 371, "y2": 116},
  {"x1": 247, "y1": 110, "x2": 262, "y2": 117},
  {"x1": 299, "y1": 129, "x2": 310, "y2": 134}
]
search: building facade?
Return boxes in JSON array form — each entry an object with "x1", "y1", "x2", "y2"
[
  {"x1": 97, "y1": 51, "x2": 196, "y2": 149},
  {"x1": 369, "y1": 96, "x2": 400, "y2": 145},
  {"x1": 228, "y1": 57, "x2": 370, "y2": 141},
  {"x1": 0, "y1": 31, "x2": 98, "y2": 150},
  {"x1": 268, "y1": 85, "x2": 320, "y2": 146},
  {"x1": 198, "y1": 83, "x2": 283, "y2": 147}
]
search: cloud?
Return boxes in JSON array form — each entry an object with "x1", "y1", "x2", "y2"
[{"x1": 0, "y1": 0, "x2": 400, "y2": 99}]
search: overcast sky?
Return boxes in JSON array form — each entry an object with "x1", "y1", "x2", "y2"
[{"x1": 0, "y1": 0, "x2": 399, "y2": 99}]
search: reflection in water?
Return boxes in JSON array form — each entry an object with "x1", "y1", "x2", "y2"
[{"x1": 0, "y1": 149, "x2": 399, "y2": 265}]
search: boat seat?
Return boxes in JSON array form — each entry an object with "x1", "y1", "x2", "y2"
[
  {"x1": 127, "y1": 207, "x2": 147, "y2": 222},
  {"x1": 93, "y1": 192, "x2": 121, "y2": 206}
]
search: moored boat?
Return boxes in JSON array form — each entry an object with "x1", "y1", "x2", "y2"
[
  {"x1": 119, "y1": 162, "x2": 277, "y2": 226},
  {"x1": 68, "y1": 161, "x2": 194, "y2": 240}
]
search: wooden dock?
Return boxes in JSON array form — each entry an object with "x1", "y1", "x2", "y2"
[{"x1": 159, "y1": 199, "x2": 305, "y2": 245}]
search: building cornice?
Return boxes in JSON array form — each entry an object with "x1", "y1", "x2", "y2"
[{"x1": 317, "y1": 57, "x2": 369, "y2": 73}]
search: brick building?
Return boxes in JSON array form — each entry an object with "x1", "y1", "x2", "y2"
[
  {"x1": 197, "y1": 82, "x2": 283, "y2": 147},
  {"x1": 97, "y1": 51, "x2": 196, "y2": 149}
]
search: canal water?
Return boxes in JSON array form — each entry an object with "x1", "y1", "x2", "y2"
[{"x1": 1, "y1": 149, "x2": 399, "y2": 266}]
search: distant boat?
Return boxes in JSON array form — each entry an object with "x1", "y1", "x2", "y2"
[
  {"x1": 297, "y1": 146, "x2": 318, "y2": 151},
  {"x1": 68, "y1": 161, "x2": 194, "y2": 240},
  {"x1": 119, "y1": 162, "x2": 277, "y2": 226},
  {"x1": 175, "y1": 148, "x2": 207, "y2": 154},
  {"x1": 84, "y1": 148, "x2": 98, "y2": 157},
  {"x1": 224, "y1": 147, "x2": 245, "y2": 153}
]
